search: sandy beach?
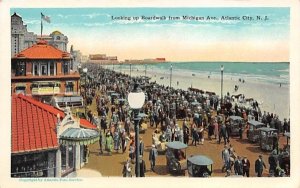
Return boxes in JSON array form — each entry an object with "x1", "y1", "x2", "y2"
[{"x1": 120, "y1": 68, "x2": 289, "y2": 120}]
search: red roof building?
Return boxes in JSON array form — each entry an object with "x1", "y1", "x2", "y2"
[
  {"x1": 13, "y1": 40, "x2": 70, "y2": 59},
  {"x1": 12, "y1": 94, "x2": 60, "y2": 154},
  {"x1": 11, "y1": 94, "x2": 98, "y2": 178},
  {"x1": 12, "y1": 94, "x2": 97, "y2": 154},
  {"x1": 11, "y1": 40, "x2": 80, "y2": 103}
]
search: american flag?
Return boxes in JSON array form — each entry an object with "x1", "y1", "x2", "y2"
[{"x1": 41, "y1": 13, "x2": 51, "y2": 23}]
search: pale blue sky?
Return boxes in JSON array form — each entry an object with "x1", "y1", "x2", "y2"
[{"x1": 11, "y1": 8, "x2": 290, "y2": 61}]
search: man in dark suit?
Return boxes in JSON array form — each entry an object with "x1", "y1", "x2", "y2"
[
  {"x1": 139, "y1": 137, "x2": 144, "y2": 156},
  {"x1": 255, "y1": 155, "x2": 267, "y2": 177},
  {"x1": 242, "y1": 156, "x2": 250, "y2": 177},
  {"x1": 137, "y1": 155, "x2": 146, "y2": 177},
  {"x1": 149, "y1": 145, "x2": 158, "y2": 171}
]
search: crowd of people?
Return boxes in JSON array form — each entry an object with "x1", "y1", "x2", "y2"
[{"x1": 79, "y1": 63, "x2": 290, "y2": 177}]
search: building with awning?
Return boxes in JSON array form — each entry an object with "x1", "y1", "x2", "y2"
[
  {"x1": 11, "y1": 94, "x2": 99, "y2": 178},
  {"x1": 50, "y1": 95, "x2": 84, "y2": 110}
]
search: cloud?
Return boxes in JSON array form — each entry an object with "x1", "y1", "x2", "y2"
[
  {"x1": 55, "y1": 13, "x2": 111, "y2": 19},
  {"x1": 22, "y1": 19, "x2": 40, "y2": 25},
  {"x1": 82, "y1": 13, "x2": 111, "y2": 19}
]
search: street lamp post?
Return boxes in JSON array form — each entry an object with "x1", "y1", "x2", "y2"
[
  {"x1": 170, "y1": 64, "x2": 173, "y2": 88},
  {"x1": 128, "y1": 84, "x2": 145, "y2": 177},
  {"x1": 144, "y1": 64, "x2": 147, "y2": 77},
  {"x1": 130, "y1": 63, "x2": 132, "y2": 77},
  {"x1": 83, "y1": 68, "x2": 88, "y2": 118},
  {"x1": 220, "y1": 65, "x2": 224, "y2": 108}
]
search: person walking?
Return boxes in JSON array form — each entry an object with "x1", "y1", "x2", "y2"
[
  {"x1": 198, "y1": 125, "x2": 204, "y2": 145},
  {"x1": 100, "y1": 116, "x2": 107, "y2": 133},
  {"x1": 136, "y1": 155, "x2": 146, "y2": 177},
  {"x1": 121, "y1": 129, "x2": 128, "y2": 153},
  {"x1": 123, "y1": 158, "x2": 133, "y2": 177},
  {"x1": 105, "y1": 132, "x2": 113, "y2": 155},
  {"x1": 234, "y1": 156, "x2": 243, "y2": 175},
  {"x1": 183, "y1": 127, "x2": 189, "y2": 145},
  {"x1": 149, "y1": 145, "x2": 158, "y2": 172},
  {"x1": 99, "y1": 129, "x2": 104, "y2": 154},
  {"x1": 242, "y1": 156, "x2": 250, "y2": 177},
  {"x1": 219, "y1": 123, "x2": 227, "y2": 145},
  {"x1": 129, "y1": 142, "x2": 135, "y2": 161},
  {"x1": 213, "y1": 119, "x2": 219, "y2": 140},
  {"x1": 268, "y1": 152, "x2": 277, "y2": 175},
  {"x1": 255, "y1": 155, "x2": 267, "y2": 177},
  {"x1": 222, "y1": 145, "x2": 231, "y2": 173},
  {"x1": 139, "y1": 137, "x2": 144, "y2": 157}
]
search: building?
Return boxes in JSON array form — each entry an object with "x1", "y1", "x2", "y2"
[
  {"x1": 11, "y1": 12, "x2": 37, "y2": 57},
  {"x1": 11, "y1": 12, "x2": 68, "y2": 57},
  {"x1": 70, "y1": 45, "x2": 82, "y2": 71},
  {"x1": 87, "y1": 54, "x2": 119, "y2": 65},
  {"x1": 11, "y1": 94, "x2": 99, "y2": 177},
  {"x1": 11, "y1": 40, "x2": 81, "y2": 106},
  {"x1": 124, "y1": 58, "x2": 166, "y2": 64},
  {"x1": 37, "y1": 31, "x2": 68, "y2": 52}
]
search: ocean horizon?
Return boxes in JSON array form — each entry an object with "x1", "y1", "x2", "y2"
[{"x1": 107, "y1": 61, "x2": 290, "y2": 85}]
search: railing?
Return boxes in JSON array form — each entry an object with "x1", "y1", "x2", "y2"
[{"x1": 64, "y1": 91, "x2": 80, "y2": 95}]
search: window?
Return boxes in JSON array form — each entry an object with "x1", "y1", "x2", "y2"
[
  {"x1": 63, "y1": 61, "x2": 69, "y2": 74},
  {"x1": 16, "y1": 62, "x2": 25, "y2": 76},
  {"x1": 66, "y1": 82, "x2": 74, "y2": 93},
  {"x1": 40, "y1": 63, "x2": 48, "y2": 76},
  {"x1": 60, "y1": 145, "x2": 75, "y2": 176},
  {"x1": 33, "y1": 63, "x2": 39, "y2": 76},
  {"x1": 56, "y1": 36, "x2": 60, "y2": 40},
  {"x1": 15, "y1": 86, "x2": 26, "y2": 94},
  {"x1": 50, "y1": 63, "x2": 55, "y2": 75}
]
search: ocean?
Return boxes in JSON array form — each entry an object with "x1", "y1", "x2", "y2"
[{"x1": 110, "y1": 62, "x2": 290, "y2": 85}]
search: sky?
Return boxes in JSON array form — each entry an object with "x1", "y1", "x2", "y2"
[{"x1": 11, "y1": 8, "x2": 290, "y2": 62}]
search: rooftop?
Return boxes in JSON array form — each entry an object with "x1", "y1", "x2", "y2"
[
  {"x1": 12, "y1": 94, "x2": 97, "y2": 154},
  {"x1": 12, "y1": 40, "x2": 70, "y2": 60}
]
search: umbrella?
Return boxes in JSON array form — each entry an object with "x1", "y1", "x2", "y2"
[
  {"x1": 188, "y1": 155, "x2": 213, "y2": 166},
  {"x1": 166, "y1": 141, "x2": 187, "y2": 150},
  {"x1": 229, "y1": 116, "x2": 243, "y2": 121}
]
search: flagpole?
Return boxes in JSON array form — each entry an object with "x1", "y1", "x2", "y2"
[{"x1": 41, "y1": 13, "x2": 43, "y2": 40}]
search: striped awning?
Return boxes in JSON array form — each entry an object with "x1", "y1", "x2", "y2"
[{"x1": 60, "y1": 128, "x2": 99, "y2": 146}]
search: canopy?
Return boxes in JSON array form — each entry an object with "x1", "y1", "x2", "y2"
[
  {"x1": 248, "y1": 120, "x2": 264, "y2": 127},
  {"x1": 52, "y1": 96, "x2": 83, "y2": 103},
  {"x1": 166, "y1": 141, "x2": 187, "y2": 150},
  {"x1": 60, "y1": 128, "x2": 99, "y2": 146},
  {"x1": 188, "y1": 155, "x2": 213, "y2": 166},
  {"x1": 229, "y1": 116, "x2": 243, "y2": 121},
  {"x1": 258, "y1": 127, "x2": 277, "y2": 132}
]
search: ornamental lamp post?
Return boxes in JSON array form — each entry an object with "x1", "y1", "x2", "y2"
[
  {"x1": 83, "y1": 67, "x2": 88, "y2": 118},
  {"x1": 144, "y1": 64, "x2": 147, "y2": 77},
  {"x1": 170, "y1": 64, "x2": 173, "y2": 88},
  {"x1": 220, "y1": 65, "x2": 224, "y2": 108},
  {"x1": 127, "y1": 84, "x2": 145, "y2": 177}
]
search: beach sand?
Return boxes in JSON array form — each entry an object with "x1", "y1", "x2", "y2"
[{"x1": 121, "y1": 68, "x2": 289, "y2": 120}]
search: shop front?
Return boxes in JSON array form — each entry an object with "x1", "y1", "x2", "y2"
[{"x1": 11, "y1": 150, "x2": 57, "y2": 178}]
